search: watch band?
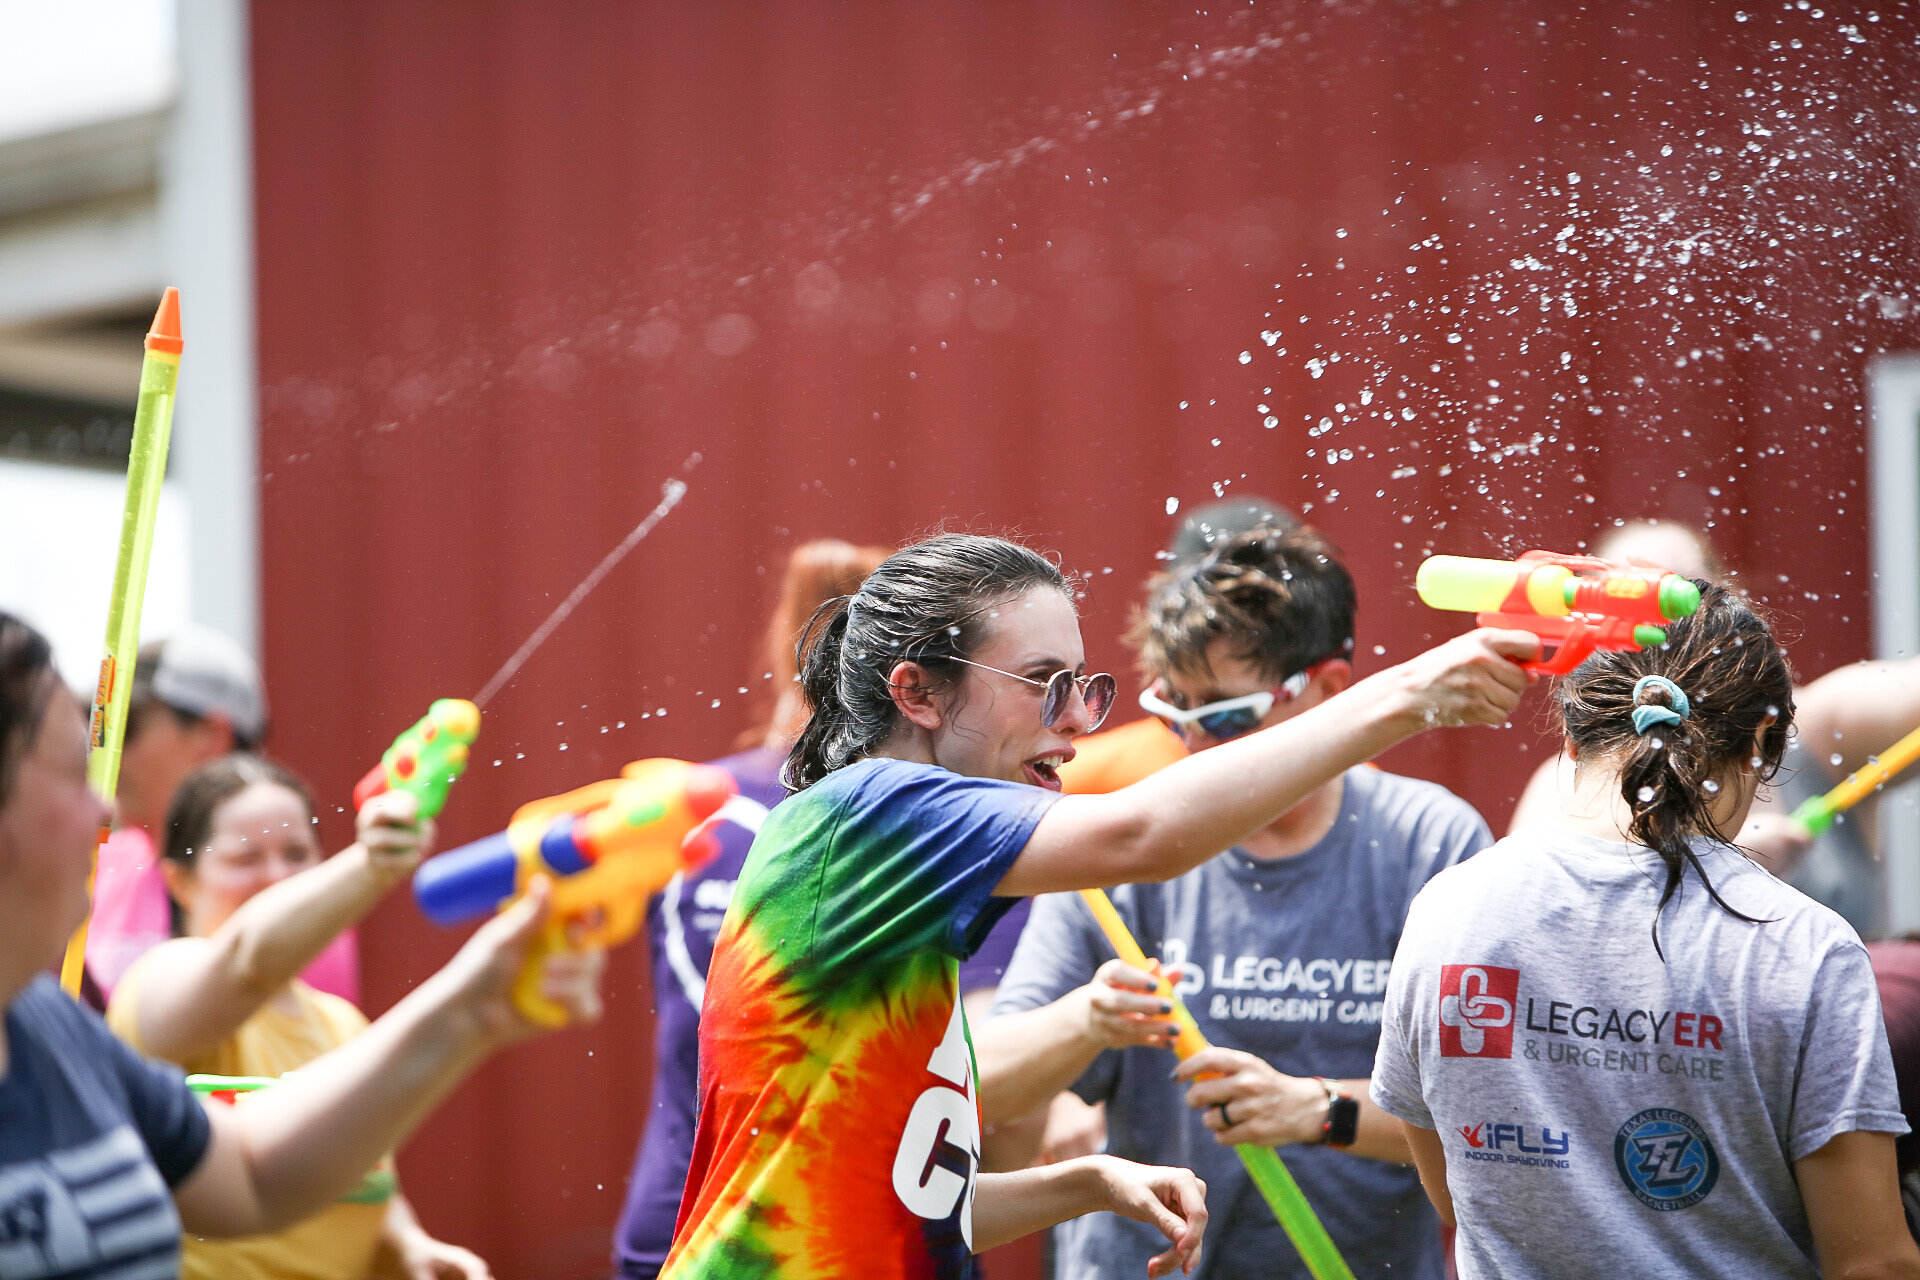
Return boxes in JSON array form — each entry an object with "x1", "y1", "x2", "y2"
[{"x1": 1314, "y1": 1076, "x2": 1360, "y2": 1148}]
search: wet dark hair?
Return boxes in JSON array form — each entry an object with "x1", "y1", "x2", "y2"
[
  {"x1": 785, "y1": 533, "x2": 1071, "y2": 791},
  {"x1": 1557, "y1": 582, "x2": 1795, "y2": 957},
  {"x1": 1131, "y1": 523, "x2": 1356, "y2": 685},
  {"x1": 0, "y1": 612, "x2": 59, "y2": 808}
]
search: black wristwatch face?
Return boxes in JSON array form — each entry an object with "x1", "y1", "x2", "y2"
[{"x1": 1325, "y1": 1094, "x2": 1361, "y2": 1147}]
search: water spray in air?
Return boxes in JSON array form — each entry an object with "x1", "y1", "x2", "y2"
[{"x1": 473, "y1": 476, "x2": 690, "y2": 710}]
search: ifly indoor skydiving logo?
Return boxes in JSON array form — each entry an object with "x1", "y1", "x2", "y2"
[
  {"x1": 1454, "y1": 1121, "x2": 1572, "y2": 1168},
  {"x1": 1613, "y1": 1107, "x2": 1720, "y2": 1210},
  {"x1": 1438, "y1": 965, "x2": 1517, "y2": 1058}
]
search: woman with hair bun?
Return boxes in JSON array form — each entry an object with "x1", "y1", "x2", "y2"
[
  {"x1": 661, "y1": 531, "x2": 1537, "y2": 1279},
  {"x1": 1373, "y1": 583, "x2": 1920, "y2": 1280}
]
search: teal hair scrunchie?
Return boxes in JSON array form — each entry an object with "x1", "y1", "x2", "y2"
[{"x1": 1631, "y1": 675, "x2": 1691, "y2": 736}]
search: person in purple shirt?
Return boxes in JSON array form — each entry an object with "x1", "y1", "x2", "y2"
[{"x1": 614, "y1": 539, "x2": 889, "y2": 1279}]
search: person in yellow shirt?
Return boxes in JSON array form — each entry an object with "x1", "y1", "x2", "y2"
[{"x1": 108, "y1": 754, "x2": 488, "y2": 1280}]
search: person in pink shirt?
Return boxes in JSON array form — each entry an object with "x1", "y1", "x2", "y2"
[{"x1": 85, "y1": 626, "x2": 357, "y2": 1006}]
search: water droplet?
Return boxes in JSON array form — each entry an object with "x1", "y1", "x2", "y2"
[
  {"x1": 1702, "y1": 779, "x2": 1721, "y2": 794},
  {"x1": 1651, "y1": 738, "x2": 1664, "y2": 750},
  {"x1": 1636, "y1": 786, "x2": 1656, "y2": 803},
  {"x1": 1238, "y1": 350, "x2": 1252, "y2": 364},
  {"x1": 1166, "y1": 497, "x2": 1180, "y2": 515},
  {"x1": 1830, "y1": 753, "x2": 1845, "y2": 767},
  {"x1": 1373, "y1": 645, "x2": 1386, "y2": 656},
  {"x1": 558, "y1": 742, "x2": 568, "y2": 751}
]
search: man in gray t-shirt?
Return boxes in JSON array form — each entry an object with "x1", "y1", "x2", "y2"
[
  {"x1": 976, "y1": 523, "x2": 1494, "y2": 1280},
  {"x1": 985, "y1": 766, "x2": 1489, "y2": 1280}
]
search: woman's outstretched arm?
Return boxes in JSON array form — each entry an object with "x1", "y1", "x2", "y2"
[
  {"x1": 171, "y1": 882, "x2": 603, "y2": 1238},
  {"x1": 998, "y1": 629, "x2": 1535, "y2": 897},
  {"x1": 126, "y1": 791, "x2": 430, "y2": 1063}
]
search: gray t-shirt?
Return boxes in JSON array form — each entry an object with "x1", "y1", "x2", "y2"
[
  {"x1": 992, "y1": 767, "x2": 1492, "y2": 1280},
  {"x1": 1372, "y1": 827, "x2": 1909, "y2": 1280}
]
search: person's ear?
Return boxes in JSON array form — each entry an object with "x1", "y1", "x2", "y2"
[
  {"x1": 887, "y1": 661, "x2": 944, "y2": 731},
  {"x1": 159, "y1": 857, "x2": 195, "y2": 912},
  {"x1": 1748, "y1": 713, "x2": 1778, "y2": 772},
  {"x1": 1311, "y1": 659, "x2": 1353, "y2": 699},
  {"x1": 190, "y1": 713, "x2": 236, "y2": 762}
]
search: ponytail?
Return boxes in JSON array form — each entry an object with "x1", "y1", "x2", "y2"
[
  {"x1": 1557, "y1": 582, "x2": 1795, "y2": 957},
  {"x1": 785, "y1": 597, "x2": 890, "y2": 790}
]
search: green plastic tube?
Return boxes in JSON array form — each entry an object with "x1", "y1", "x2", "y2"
[{"x1": 62, "y1": 288, "x2": 182, "y2": 995}]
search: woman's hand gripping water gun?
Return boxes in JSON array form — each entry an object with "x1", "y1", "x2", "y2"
[{"x1": 412, "y1": 759, "x2": 736, "y2": 1026}]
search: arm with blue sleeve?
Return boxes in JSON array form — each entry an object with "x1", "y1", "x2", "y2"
[{"x1": 804, "y1": 762, "x2": 1058, "y2": 977}]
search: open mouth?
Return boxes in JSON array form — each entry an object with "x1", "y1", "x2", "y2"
[{"x1": 1022, "y1": 751, "x2": 1072, "y2": 791}]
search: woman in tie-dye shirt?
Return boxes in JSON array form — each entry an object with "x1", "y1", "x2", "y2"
[{"x1": 663, "y1": 534, "x2": 1535, "y2": 1280}]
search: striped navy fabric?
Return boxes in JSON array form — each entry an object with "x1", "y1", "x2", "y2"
[{"x1": 0, "y1": 1123, "x2": 183, "y2": 1279}]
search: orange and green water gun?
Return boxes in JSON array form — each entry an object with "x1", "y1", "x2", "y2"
[{"x1": 1416, "y1": 550, "x2": 1701, "y2": 676}]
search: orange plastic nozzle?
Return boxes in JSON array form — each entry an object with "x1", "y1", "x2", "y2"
[
  {"x1": 684, "y1": 764, "x2": 737, "y2": 820},
  {"x1": 146, "y1": 287, "x2": 183, "y2": 355}
]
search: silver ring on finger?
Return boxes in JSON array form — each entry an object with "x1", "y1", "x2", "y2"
[{"x1": 1217, "y1": 1101, "x2": 1234, "y2": 1128}]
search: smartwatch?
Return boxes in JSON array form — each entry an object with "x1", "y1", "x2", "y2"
[{"x1": 1315, "y1": 1077, "x2": 1359, "y2": 1148}]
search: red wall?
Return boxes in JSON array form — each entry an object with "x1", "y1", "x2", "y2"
[{"x1": 251, "y1": 3, "x2": 1920, "y2": 1275}]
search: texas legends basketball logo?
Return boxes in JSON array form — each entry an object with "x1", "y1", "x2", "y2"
[{"x1": 1613, "y1": 1108, "x2": 1720, "y2": 1211}]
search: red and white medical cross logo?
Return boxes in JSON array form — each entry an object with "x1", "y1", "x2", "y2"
[{"x1": 1439, "y1": 965, "x2": 1518, "y2": 1058}]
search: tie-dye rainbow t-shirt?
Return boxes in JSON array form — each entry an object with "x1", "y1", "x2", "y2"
[{"x1": 662, "y1": 758, "x2": 1058, "y2": 1279}]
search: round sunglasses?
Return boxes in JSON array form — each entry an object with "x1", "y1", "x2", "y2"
[
  {"x1": 946, "y1": 657, "x2": 1117, "y2": 731},
  {"x1": 1137, "y1": 667, "x2": 1314, "y2": 741}
]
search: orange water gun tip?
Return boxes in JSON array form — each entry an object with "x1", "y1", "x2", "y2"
[{"x1": 146, "y1": 287, "x2": 183, "y2": 354}]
